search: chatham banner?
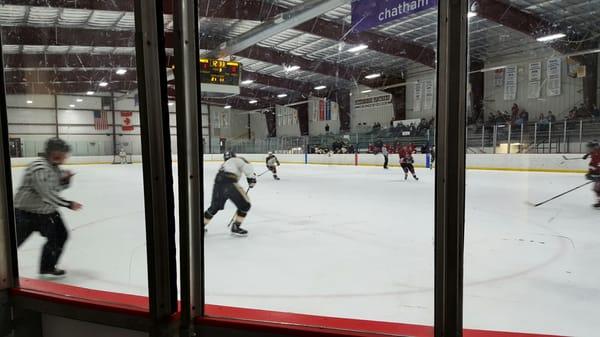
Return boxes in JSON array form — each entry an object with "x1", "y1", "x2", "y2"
[{"x1": 352, "y1": 0, "x2": 437, "y2": 32}]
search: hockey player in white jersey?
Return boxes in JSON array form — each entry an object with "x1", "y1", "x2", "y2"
[
  {"x1": 118, "y1": 148, "x2": 128, "y2": 164},
  {"x1": 203, "y1": 151, "x2": 256, "y2": 236},
  {"x1": 265, "y1": 151, "x2": 281, "y2": 180}
]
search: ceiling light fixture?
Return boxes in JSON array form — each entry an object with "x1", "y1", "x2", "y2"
[
  {"x1": 86, "y1": 91, "x2": 94, "y2": 95},
  {"x1": 168, "y1": 102, "x2": 174, "y2": 106},
  {"x1": 116, "y1": 69, "x2": 128, "y2": 75},
  {"x1": 26, "y1": 100, "x2": 33, "y2": 104},
  {"x1": 224, "y1": 105, "x2": 232, "y2": 109},
  {"x1": 76, "y1": 99, "x2": 83, "y2": 102},
  {"x1": 99, "y1": 82, "x2": 108, "y2": 87},
  {"x1": 241, "y1": 79, "x2": 254, "y2": 85},
  {"x1": 536, "y1": 33, "x2": 566, "y2": 42},
  {"x1": 348, "y1": 44, "x2": 368, "y2": 53},
  {"x1": 277, "y1": 93, "x2": 288, "y2": 98},
  {"x1": 361, "y1": 89, "x2": 373, "y2": 94},
  {"x1": 467, "y1": 12, "x2": 477, "y2": 18},
  {"x1": 69, "y1": 104, "x2": 75, "y2": 108},
  {"x1": 365, "y1": 73, "x2": 381, "y2": 79},
  {"x1": 314, "y1": 85, "x2": 327, "y2": 90},
  {"x1": 249, "y1": 100, "x2": 258, "y2": 104},
  {"x1": 284, "y1": 65, "x2": 301, "y2": 72}
]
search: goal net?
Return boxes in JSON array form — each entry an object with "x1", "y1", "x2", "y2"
[{"x1": 112, "y1": 142, "x2": 133, "y2": 164}]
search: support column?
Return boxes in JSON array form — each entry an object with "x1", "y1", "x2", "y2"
[
  {"x1": 332, "y1": 90, "x2": 351, "y2": 132},
  {"x1": 265, "y1": 107, "x2": 277, "y2": 137},
  {"x1": 54, "y1": 95, "x2": 59, "y2": 137},
  {"x1": 582, "y1": 53, "x2": 598, "y2": 110},
  {"x1": 385, "y1": 86, "x2": 407, "y2": 121},
  {"x1": 469, "y1": 60, "x2": 484, "y2": 123},
  {"x1": 297, "y1": 103, "x2": 309, "y2": 136}
]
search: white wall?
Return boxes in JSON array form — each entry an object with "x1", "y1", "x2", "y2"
[
  {"x1": 483, "y1": 54, "x2": 584, "y2": 120},
  {"x1": 350, "y1": 86, "x2": 395, "y2": 132},
  {"x1": 276, "y1": 105, "x2": 301, "y2": 137},
  {"x1": 249, "y1": 112, "x2": 269, "y2": 139}
]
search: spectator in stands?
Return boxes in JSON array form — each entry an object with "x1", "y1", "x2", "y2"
[
  {"x1": 592, "y1": 105, "x2": 600, "y2": 119},
  {"x1": 547, "y1": 110, "x2": 557, "y2": 123},
  {"x1": 511, "y1": 103, "x2": 520, "y2": 122},
  {"x1": 517, "y1": 110, "x2": 529, "y2": 125},
  {"x1": 325, "y1": 124, "x2": 330, "y2": 134},
  {"x1": 567, "y1": 109, "x2": 577, "y2": 120}
]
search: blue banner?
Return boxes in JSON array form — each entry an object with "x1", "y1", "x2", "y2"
[{"x1": 351, "y1": 0, "x2": 437, "y2": 32}]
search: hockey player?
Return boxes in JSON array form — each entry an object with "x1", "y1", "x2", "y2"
[
  {"x1": 118, "y1": 148, "x2": 128, "y2": 164},
  {"x1": 381, "y1": 145, "x2": 389, "y2": 169},
  {"x1": 583, "y1": 141, "x2": 600, "y2": 208},
  {"x1": 398, "y1": 143, "x2": 419, "y2": 180},
  {"x1": 203, "y1": 151, "x2": 257, "y2": 236},
  {"x1": 266, "y1": 151, "x2": 281, "y2": 180},
  {"x1": 14, "y1": 138, "x2": 83, "y2": 277}
]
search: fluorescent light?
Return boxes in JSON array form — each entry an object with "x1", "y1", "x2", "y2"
[
  {"x1": 168, "y1": 102, "x2": 174, "y2": 106},
  {"x1": 284, "y1": 65, "x2": 301, "y2": 72},
  {"x1": 249, "y1": 100, "x2": 258, "y2": 104},
  {"x1": 361, "y1": 89, "x2": 373, "y2": 94},
  {"x1": 314, "y1": 85, "x2": 327, "y2": 90},
  {"x1": 99, "y1": 82, "x2": 108, "y2": 87},
  {"x1": 536, "y1": 33, "x2": 566, "y2": 42},
  {"x1": 76, "y1": 98, "x2": 83, "y2": 102},
  {"x1": 116, "y1": 69, "x2": 127, "y2": 75},
  {"x1": 26, "y1": 100, "x2": 33, "y2": 104},
  {"x1": 86, "y1": 91, "x2": 94, "y2": 95},
  {"x1": 468, "y1": 11, "x2": 477, "y2": 18},
  {"x1": 69, "y1": 104, "x2": 75, "y2": 108},
  {"x1": 365, "y1": 73, "x2": 381, "y2": 79},
  {"x1": 277, "y1": 93, "x2": 288, "y2": 98},
  {"x1": 348, "y1": 44, "x2": 368, "y2": 53},
  {"x1": 224, "y1": 105, "x2": 232, "y2": 109},
  {"x1": 241, "y1": 79, "x2": 254, "y2": 85}
]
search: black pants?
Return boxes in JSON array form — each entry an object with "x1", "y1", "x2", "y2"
[
  {"x1": 268, "y1": 166, "x2": 277, "y2": 174},
  {"x1": 401, "y1": 163, "x2": 415, "y2": 174},
  {"x1": 206, "y1": 173, "x2": 251, "y2": 218},
  {"x1": 383, "y1": 155, "x2": 388, "y2": 169},
  {"x1": 15, "y1": 209, "x2": 68, "y2": 272}
]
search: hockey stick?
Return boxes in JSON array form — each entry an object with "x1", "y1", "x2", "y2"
[
  {"x1": 257, "y1": 169, "x2": 270, "y2": 177},
  {"x1": 562, "y1": 155, "x2": 582, "y2": 161},
  {"x1": 527, "y1": 181, "x2": 594, "y2": 207}
]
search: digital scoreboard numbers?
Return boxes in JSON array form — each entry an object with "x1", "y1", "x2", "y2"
[{"x1": 200, "y1": 58, "x2": 241, "y2": 86}]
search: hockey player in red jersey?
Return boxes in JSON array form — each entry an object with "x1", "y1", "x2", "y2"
[
  {"x1": 584, "y1": 141, "x2": 600, "y2": 208},
  {"x1": 398, "y1": 143, "x2": 419, "y2": 181}
]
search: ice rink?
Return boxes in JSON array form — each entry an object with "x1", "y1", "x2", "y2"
[{"x1": 11, "y1": 160, "x2": 600, "y2": 336}]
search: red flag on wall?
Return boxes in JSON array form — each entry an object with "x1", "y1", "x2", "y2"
[{"x1": 121, "y1": 111, "x2": 134, "y2": 131}]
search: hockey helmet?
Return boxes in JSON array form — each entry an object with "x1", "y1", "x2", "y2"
[
  {"x1": 44, "y1": 138, "x2": 71, "y2": 157},
  {"x1": 587, "y1": 141, "x2": 599, "y2": 150},
  {"x1": 224, "y1": 151, "x2": 236, "y2": 161},
  {"x1": 268, "y1": 151, "x2": 273, "y2": 155}
]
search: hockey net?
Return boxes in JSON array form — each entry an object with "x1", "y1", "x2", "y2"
[{"x1": 112, "y1": 142, "x2": 133, "y2": 164}]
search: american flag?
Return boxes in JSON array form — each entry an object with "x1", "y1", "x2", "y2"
[{"x1": 93, "y1": 110, "x2": 109, "y2": 130}]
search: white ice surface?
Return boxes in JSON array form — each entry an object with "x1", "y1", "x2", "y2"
[{"x1": 11, "y1": 162, "x2": 600, "y2": 336}]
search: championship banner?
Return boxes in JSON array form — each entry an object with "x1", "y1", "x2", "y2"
[
  {"x1": 354, "y1": 94, "x2": 392, "y2": 110},
  {"x1": 319, "y1": 99, "x2": 325, "y2": 121},
  {"x1": 529, "y1": 62, "x2": 541, "y2": 81},
  {"x1": 352, "y1": 0, "x2": 437, "y2": 32},
  {"x1": 528, "y1": 81, "x2": 540, "y2": 99},
  {"x1": 413, "y1": 82, "x2": 422, "y2": 112},
  {"x1": 504, "y1": 65, "x2": 517, "y2": 101},
  {"x1": 423, "y1": 80, "x2": 434, "y2": 109},
  {"x1": 547, "y1": 57, "x2": 561, "y2": 97},
  {"x1": 121, "y1": 111, "x2": 134, "y2": 131},
  {"x1": 494, "y1": 69, "x2": 504, "y2": 88}
]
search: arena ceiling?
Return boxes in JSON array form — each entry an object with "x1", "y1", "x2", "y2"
[{"x1": 0, "y1": 0, "x2": 598, "y2": 109}]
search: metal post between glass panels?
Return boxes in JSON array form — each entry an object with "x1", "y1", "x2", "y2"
[
  {"x1": 562, "y1": 120, "x2": 567, "y2": 154},
  {"x1": 173, "y1": 0, "x2": 204, "y2": 326},
  {"x1": 481, "y1": 126, "x2": 485, "y2": 153},
  {"x1": 134, "y1": 0, "x2": 178, "y2": 324},
  {"x1": 580, "y1": 119, "x2": 584, "y2": 153},
  {"x1": 548, "y1": 122, "x2": 552, "y2": 154},
  {"x1": 520, "y1": 124, "x2": 524, "y2": 154},
  {"x1": 534, "y1": 123, "x2": 538, "y2": 154},
  {"x1": 0, "y1": 34, "x2": 17, "y2": 289},
  {"x1": 435, "y1": 0, "x2": 467, "y2": 335},
  {"x1": 493, "y1": 125, "x2": 497, "y2": 154},
  {"x1": 507, "y1": 124, "x2": 512, "y2": 154}
]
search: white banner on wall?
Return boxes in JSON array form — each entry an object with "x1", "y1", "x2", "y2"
[
  {"x1": 423, "y1": 80, "x2": 434, "y2": 109},
  {"x1": 527, "y1": 81, "x2": 541, "y2": 99},
  {"x1": 504, "y1": 65, "x2": 517, "y2": 101},
  {"x1": 547, "y1": 57, "x2": 561, "y2": 97},
  {"x1": 494, "y1": 69, "x2": 504, "y2": 87},
  {"x1": 413, "y1": 82, "x2": 422, "y2": 112},
  {"x1": 529, "y1": 62, "x2": 541, "y2": 81},
  {"x1": 277, "y1": 105, "x2": 298, "y2": 126}
]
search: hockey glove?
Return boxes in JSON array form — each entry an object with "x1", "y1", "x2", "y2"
[
  {"x1": 247, "y1": 177, "x2": 257, "y2": 188},
  {"x1": 586, "y1": 172, "x2": 600, "y2": 182}
]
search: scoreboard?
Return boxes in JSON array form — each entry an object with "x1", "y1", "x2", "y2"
[{"x1": 200, "y1": 58, "x2": 241, "y2": 86}]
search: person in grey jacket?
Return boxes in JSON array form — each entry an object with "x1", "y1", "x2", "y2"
[{"x1": 14, "y1": 138, "x2": 82, "y2": 277}]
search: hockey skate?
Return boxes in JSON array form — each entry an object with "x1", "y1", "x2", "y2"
[
  {"x1": 274, "y1": 175, "x2": 280, "y2": 180},
  {"x1": 230, "y1": 222, "x2": 248, "y2": 237},
  {"x1": 39, "y1": 268, "x2": 66, "y2": 278},
  {"x1": 594, "y1": 202, "x2": 600, "y2": 209},
  {"x1": 404, "y1": 174, "x2": 408, "y2": 180},
  {"x1": 413, "y1": 175, "x2": 419, "y2": 181}
]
